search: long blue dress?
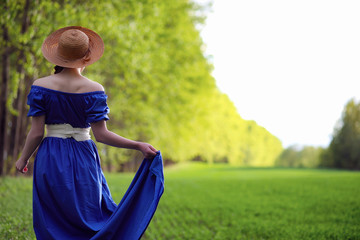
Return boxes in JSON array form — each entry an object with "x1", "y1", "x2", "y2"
[{"x1": 27, "y1": 85, "x2": 164, "y2": 240}]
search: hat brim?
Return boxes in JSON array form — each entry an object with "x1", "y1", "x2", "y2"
[{"x1": 41, "y1": 26, "x2": 104, "y2": 68}]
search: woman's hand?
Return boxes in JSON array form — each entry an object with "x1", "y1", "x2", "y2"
[
  {"x1": 137, "y1": 142, "x2": 158, "y2": 159},
  {"x1": 15, "y1": 158, "x2": 29, "y2": 173}
]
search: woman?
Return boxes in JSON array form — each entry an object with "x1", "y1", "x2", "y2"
[{"x1": 15, "y1": 26, "x2": 164, "y2": 240}]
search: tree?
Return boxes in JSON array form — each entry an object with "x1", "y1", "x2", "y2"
[
  {"x1": 321, "y1": 99, "x2": 360, "y2": 170},
  {"x1": 275, "y1": 145, "x2": 322, "y2": 168},
  {"x1": 0, "y1": 0, "x2": 44, "y2": 175}
]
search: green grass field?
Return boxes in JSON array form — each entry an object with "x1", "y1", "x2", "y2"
[{"x1": 1, "y1": 163, "x2": 359, "y2": 240}]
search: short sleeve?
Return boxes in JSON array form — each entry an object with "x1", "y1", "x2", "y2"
[
  {"x1": 27, "y1": 88, "x2": 46, "y2": 117},
  {"x1": 85, "y1": 93, "x2": 110, "y2": 123}
]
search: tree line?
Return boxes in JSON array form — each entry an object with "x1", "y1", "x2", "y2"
[
  {"x1": 0, "y1": 0, "x2": 284, "y2": 175},
  {"x1": 276, "y1": 99, "x2": 360, "y2": 170}
]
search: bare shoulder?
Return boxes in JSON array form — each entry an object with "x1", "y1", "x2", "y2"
[
  {"x1": 32, "y1": 75, "x2": 104, "y2": 93},
  {"x1": 84, "y1": 78, "x2": 105, "y2": 92},
  {"x1": 32, "y1": 76, "x2": 54, "y2": 87}
]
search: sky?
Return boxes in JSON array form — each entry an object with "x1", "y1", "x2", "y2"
[{"x1": 195, "y1": 0, "x2": 360, "y2": 147}]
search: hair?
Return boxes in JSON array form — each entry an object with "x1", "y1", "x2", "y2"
[{"x1": 54, "y1": 65, "x2": 64, "y2": 74}]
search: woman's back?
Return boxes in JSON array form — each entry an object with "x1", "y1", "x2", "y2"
[
  {"x1": 28, "y1": 68, "x2": 109, "y2": 128},
  {"x1": 28, "y1": 85, "x2": 109, "y2": 128},
  {"x1": 33, "y1": 68, "x2": 104, "y2": 93}
]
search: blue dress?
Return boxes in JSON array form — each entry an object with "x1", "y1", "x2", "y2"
[{"x1": 27, "y1": 85, "x2": 164, "y2": 240}]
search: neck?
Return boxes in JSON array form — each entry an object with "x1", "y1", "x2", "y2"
[{"x1": 58, "y1": 67, "x2": 83, "y2": 76}]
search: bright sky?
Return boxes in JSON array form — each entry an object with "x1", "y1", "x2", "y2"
[{"x1": 195, "y1": 0, "x2": 360, "y2": 147}]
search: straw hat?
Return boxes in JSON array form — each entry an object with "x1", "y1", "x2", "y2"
[{"x1": 41, "y1": 26, "x2": 104, "y2": 68}]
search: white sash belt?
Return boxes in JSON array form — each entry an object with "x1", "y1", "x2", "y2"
[{"x1": 46, "y1": 124, "x2": 91, "y2": 141}]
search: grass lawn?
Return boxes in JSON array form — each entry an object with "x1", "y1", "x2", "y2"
[{"x1": 1, "y1": 162, "x2": 359, "y2": 239}]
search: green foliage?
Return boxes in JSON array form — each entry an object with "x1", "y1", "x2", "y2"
[
  {"x1": 275, "y1": 145, "x2": 323, "y2": 168},
  {"x1": 320, "y1": 99, "x2": 360, "y2": 170},
  {"x1": 2, "y1": 165, "x2": 360, "y2": 239},
  {"x1": 2, "y1": 0, "x2": 283, "y2": 171}
]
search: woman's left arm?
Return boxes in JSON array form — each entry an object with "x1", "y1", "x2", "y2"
[
  {"x1": 15, "y1": 115, "x2": 45, "y2": 173},
  {"x1": 91, "y1": 120, "x2": 157, "y2": 159}
]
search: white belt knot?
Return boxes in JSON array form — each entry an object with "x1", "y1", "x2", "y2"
[{"x1": 46, "y1": 124, "x2": 91, "y2": 141}]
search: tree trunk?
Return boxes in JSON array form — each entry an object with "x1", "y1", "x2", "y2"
[
  {"x1": 11, "y1": 74, "x2": 27, "y2": 172},
  {"x1": 8, "y1": 0, "x2": 31, "y2": 175},
  {"x1": 0, "y1": 23, "x2": 10, "y2": 176}
]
